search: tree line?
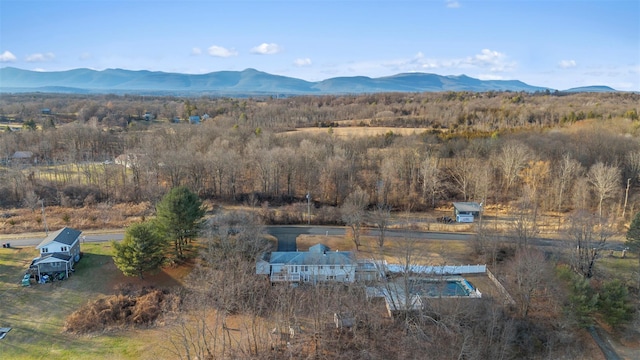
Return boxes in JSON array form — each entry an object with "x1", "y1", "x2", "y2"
[{"x1": 1, "y1": 103, "x2": 639, "y2": 227}]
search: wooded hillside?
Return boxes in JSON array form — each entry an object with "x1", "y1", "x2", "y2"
[{"x1": 1, "y1": 91, "x2": 639, "y2": 224}]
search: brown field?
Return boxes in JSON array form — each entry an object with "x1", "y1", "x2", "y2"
[{"x1": 283, "y1": 125, "x2": 431, "y2": 138}]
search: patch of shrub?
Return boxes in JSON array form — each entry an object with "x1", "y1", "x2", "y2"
[
  {"x1": 64, "y1": 287, "x2": 181, "y2": 333},
  {"x1": 60, "y1": 185, "x2": 105, "y2": 208}
]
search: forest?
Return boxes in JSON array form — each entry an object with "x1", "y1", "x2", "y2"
[
  {"x1": 1, "y1": 91, "x2": 639, "y2": 215},
  {"x1": 1, "y1": 90, "x2": 640, "y2": 359}
]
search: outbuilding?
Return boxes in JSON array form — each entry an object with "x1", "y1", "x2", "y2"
[{"x1": 452, "y1": 202, "x2": 482, "y2": 222}]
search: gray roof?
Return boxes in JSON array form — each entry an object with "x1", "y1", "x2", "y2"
[
  {"x1": 36, "y1": 227, "x2": 81, "y2": 249},
  {"x1": 12, "y1": 151, "x2": 33, "y2": 159},
  {"x1": 269, "y1": 244, "x2": 355, "y2": 266},
  {"x1": 33, "y1": 253, "x2": 72, "y2": 265},
  {"x1": 452, "y1": 202, "x2": 482, "y2": 212}
]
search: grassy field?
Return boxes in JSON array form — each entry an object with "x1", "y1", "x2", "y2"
[{"x1": 0, "y1": 243, "x2": 188, "y2": 359}]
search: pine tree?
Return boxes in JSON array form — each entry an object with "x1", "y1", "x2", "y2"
[
  {"x1": 626, "y1": 211, "x2": 640, "y2": 303},
  {"x1": 113, "y1": 222, "x2": 166, "y2": 278},
  {"x1": 155, "y1": 186, "x2": 205, "y2": 260}
]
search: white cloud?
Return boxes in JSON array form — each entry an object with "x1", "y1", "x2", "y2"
[
  {"x1": 379, "y1": 49, "x2": 515, "y2": 75},
  {"x1": 559, "y1": 59, "x2": 577, "y2": 68},
  {"x1": 251, "y1": 43, "x2": 282, "y2": 55},
  {"x1": 0, "y1": 50, "x2": 17, "y2": 62},
  {"x1": 191, "y1": 47, "x2": 202, "y2": 55},
  {"x1": 446, "y1": 0, "x2": 461, "y2": 8},
  {"x1": 26, "y1": 52, "x2": 55, "y2": 62},
  {"x1": 294, "y1": 58, "x2": 312, "y2": 66},
  {"x1": 467, "y1": 49, "x2": 514, "y2": 71},
  {"x1": 207, "y1": 45, "x2": 238, "y2": 58}
]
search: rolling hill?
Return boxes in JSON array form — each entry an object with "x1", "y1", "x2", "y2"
[{"x1": 0, "y1": 67, "x2": 615, "y2": 95}]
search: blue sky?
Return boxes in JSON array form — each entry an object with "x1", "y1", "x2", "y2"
[{"x1": 1, "y1": 0, "x2": 638, "y2": 91}]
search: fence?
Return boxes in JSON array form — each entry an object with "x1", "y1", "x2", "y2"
[
  {"x1": 385, "y1": 264, "x2": 487, "y2": 275},
  {"x1": 486, "y1": 269, "x2": 516, "y2": 305}
]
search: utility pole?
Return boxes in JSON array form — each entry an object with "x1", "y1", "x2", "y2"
[
  {"x1": 623, "y1": 178, "x2": 631, "y2": 219},
  {"x1": 306, "y1": 193, "x2": 311, "y2": 225},
  {"x1": 40, "y1": 199, "x2": 49, "y2": 235}
]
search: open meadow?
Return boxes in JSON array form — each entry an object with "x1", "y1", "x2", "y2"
[{"x1": 0, "y1": 242, "x2": 190, "y2": 360}]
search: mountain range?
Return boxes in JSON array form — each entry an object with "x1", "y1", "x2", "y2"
[{"x1": 0, "y1": 67, "x2": 617, "y2": 95}]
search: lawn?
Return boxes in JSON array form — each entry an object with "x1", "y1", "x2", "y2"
[
  {"x1": 296, "y1": 233, "x2": 476, "y2": 265},
  {"x1": 597, "y1": 252, "x2": 639, "y2": 286},
  {"x1": 0, "y1": 243, "x2": 189, "y2": 359}
]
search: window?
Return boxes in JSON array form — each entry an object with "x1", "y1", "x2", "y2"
[
  {"x1": 42, "y1": 248, "x2": 48, "y2": 253},
  {"x1": 319, "y1": 266, "x2": 323, "y2": 270},
  {"x1": 340, "y1": 265, "x2": 344, "y2": 269},
  {"x1": 61, "y1": 246, "x2": 67, "y2": 252},
  {"x1": 303, "y1": 266, "x2": 308, "y2": 272},
  {"x1": 329, "y1": 265, "x2": 335, "y2": 270}
]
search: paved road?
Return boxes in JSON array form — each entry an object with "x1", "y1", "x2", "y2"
[
  {"x1": 4, "y1": 232, "x2": 124, "y2": 247},
  {"x1": 7, "y1": 226, "x2": 625, "y2": 252}
]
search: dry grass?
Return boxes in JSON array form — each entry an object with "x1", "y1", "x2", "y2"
[
  {"x1": 297, "y1": 232, "x2": 476, "y2": 265},
  {"x1": 283, "y1": 126, "x2": 429, "y2": 138},
  {"x1": 0, "y1": 202, "x2": 152, "y2": 235}
]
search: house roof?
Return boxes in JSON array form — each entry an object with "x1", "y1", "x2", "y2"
[
  {"x1": 36, "y1": 227, "x2": 81, "y2": 249},
  {"x1": 33, "y1": 253, "x2": 72, "y2": 265},
  {"x1": 452, "y1": 202, "x2": 482, "y2": 212},
  {"x1": 269, "y1": 244, "x2": 356, "y2": 266},
  {"x1": 12, "y1": 151, "x2": 33, "y2": 159}
]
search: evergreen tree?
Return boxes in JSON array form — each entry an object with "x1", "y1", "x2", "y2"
[
  {"x1": 597, "y1": 280, "x2": 632, "y2": 327},
  {"x1": 155, "y1": 186, "x2": 205, "y2": 260},
  {"x1": 626, "y1": 211, "x2": 640, "y2": 303},
  {"x1": 113, "y1": 222, "x2": 166, "y2": 278}
]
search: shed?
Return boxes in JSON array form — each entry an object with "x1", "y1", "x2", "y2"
[
  {"x1": 12, "y1": 151, "x2": 33, "y2": 160},
  {"x1": 452, "y1": 202, "x2": 482, "y2": 218}
]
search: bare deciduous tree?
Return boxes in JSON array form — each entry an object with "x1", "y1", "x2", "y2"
[
  {"x1": 495, "y1": 141, "x2": 532, "y2": 198},
  {"x1": 553, "y1": 154, "x2": 582, "y2": 219},
  {"x1": 566, "y1": 210, "x2": 615, "y2": 278},
  {"x1": 369, "y1": 203, "x2": 391, "y2": 247},
  {"x1": 509, "y1": 248, "x2": 548, "y2": 317},
  {"x1": 587, "y1": 162, "x2": 621, "y2": 221},
  {"x1": 341, "y1": 186, "x2": 370, "y2": 251},
  {"x1": 419, "y1": 153, "x2": 443, "y2": 208}
]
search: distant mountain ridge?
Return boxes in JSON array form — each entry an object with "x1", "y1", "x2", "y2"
[{"x1": 0, "y1": 67, "x2": 617, "y2": 95}]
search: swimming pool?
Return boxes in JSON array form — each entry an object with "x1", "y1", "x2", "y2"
[{"x1": 410, "y1": 277, "x2": 478, "y2": 298}]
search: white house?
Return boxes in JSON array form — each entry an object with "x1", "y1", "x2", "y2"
[
  {"x1": 36, "y1": 227, "x2": 82, "y2": 262},
  {"x1": 257, "y1": 244, "x2": 359, "y2": 284}
]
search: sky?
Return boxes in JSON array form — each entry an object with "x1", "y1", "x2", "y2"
[{"x1": 1, "y1": 0, "x2": 639, "y2": 91}]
